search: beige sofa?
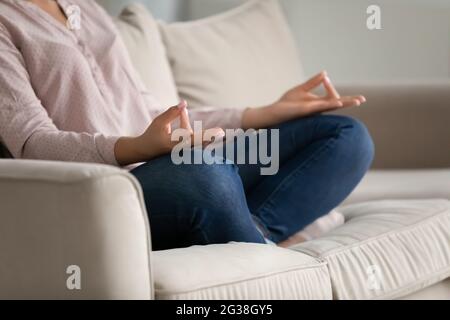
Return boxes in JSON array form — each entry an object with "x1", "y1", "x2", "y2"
[{"x1": 0, "y1": 0, "x2": 449, "y2": 299}]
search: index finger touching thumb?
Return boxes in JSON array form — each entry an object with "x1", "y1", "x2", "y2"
[{"x1": 156, "y1": 101, "x2": 187, "y2": 125}]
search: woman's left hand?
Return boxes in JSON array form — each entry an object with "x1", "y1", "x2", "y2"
[{"x1": 242, "y1": 71, "x2": 366, "y2": 129}]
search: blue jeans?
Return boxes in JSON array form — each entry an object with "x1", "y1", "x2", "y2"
[{"x1": 131, "y1": 115, "x2": 374, "y2": 251}]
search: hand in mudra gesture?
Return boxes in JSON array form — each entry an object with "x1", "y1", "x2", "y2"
[
  {"x1": 279, "y1": 71, "x2": 365, "y2": 114},
  {"x1": 115, "y1": 101, "x2": 224, "y2": 165},
  {"x1": 242, "y1": 71, "x2": 366, "y2": 129}
]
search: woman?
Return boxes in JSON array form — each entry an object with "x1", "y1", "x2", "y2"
[{"x1": 0, "y1": 0, "x2": 374, "y2": 250}]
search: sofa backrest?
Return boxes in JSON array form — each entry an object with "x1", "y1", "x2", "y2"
[
  {"x1": 120, "y1": 0, "x2": 448, "y2": 170},
  {"x1": 158, "y1": 0, "x2": 305, "y2": 110},
  {"x1": 115, "y1": 3, "x2": 179, "y2": 107}
]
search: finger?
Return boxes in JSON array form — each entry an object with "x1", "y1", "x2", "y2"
[
  {"x1": 357, "y1": 95, "x2": 367, "y2": 103},
  {"x1": 323, "y1": 75, "x2": 341, "y2": 99},
  {"x1": 339, "y1": 95, "x2": 366, "y2": 104},
  {"x1": 339, "y1": 96, "x2": 364, "y2": 107},
  {"x1": 179, "y1": 100, "x2": 193, "y2": 132},
  {"x1": 188, "y1": 128, "x2": 226, "y2": 149},
  {"x1": 342, "y1": 95, "x2": 366, "y2": 104},
  {"x1": 299, "y1": 71, "x2": 327, "y2": 92},
  {"x1": 155, "y1": 101, "x2": 186, "y2": 127},
  {"x1": 201, "y1": 128, "x2": 225, "y2": 147},
  {"x1": 307, "y1": 99, "x2": 343, "y2": 112},
  {"x1": 305, "y1": 92, "x2": 320, "y2": 100}
]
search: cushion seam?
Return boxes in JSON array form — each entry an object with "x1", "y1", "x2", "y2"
[
  {"x1": 156, "y1": 261, "x2": 329, "y2": 293},
  {"x1": 155, "y1": 262, "x2": 329, "y2": 297},
  {"x1": 373, "y1": 267, "x2": 450, "y2": 300}
]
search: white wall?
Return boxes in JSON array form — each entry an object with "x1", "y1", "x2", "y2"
[
  {"x1": 284, "y1": 0, "x2": 450, "y2": 82},
  {"x1": 96, "y1": 0, "x2": 184, "y2": 21},
  {"x1": 97, "y1": 0, "x2": 450, "y2": 82}
]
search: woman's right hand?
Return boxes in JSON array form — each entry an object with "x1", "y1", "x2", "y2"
[
  {"x1": 115, "y1": 101, "x2": 192, "y2": 166},
  {"x1": 115, "y1": 101, "x2": 225, "y2": 166}
]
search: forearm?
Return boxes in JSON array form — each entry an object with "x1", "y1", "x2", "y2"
[
  {"x1": 114, "y1": 136, "x2": 150, "y2": 167},
  {"x1": 189, "y1": 107, "x2": 245, "y2": 130},
  {"x1": 7, "y1": 128, "x2": 120, "y2": 166},
  {"x1": 242, "y1": 105, "x2": 286, "y2": 130}
]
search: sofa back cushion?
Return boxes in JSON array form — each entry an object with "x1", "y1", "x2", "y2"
[
  {"x1": 115, "y1": 3, "x2": 179, "y2": 107},
  {"x1": 159, "y1": 0, "x2": 304, "y2": 109},
  {"x1": 0, "y1": 142, "x2": 11, "y2": 159}
]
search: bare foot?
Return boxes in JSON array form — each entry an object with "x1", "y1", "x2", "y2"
[
  {"x1": 278, "y1": 233, "x2": 308, "y2": 248},
  {"x1": 277, "y1": 210, "x2": 345, "y2": 248}
]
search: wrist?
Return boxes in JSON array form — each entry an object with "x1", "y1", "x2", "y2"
[
  {"x1": 115, "y1": 136, "x2": 148, "y2": 166},
  {"x1": 242, "y1": 105, "x2": 277, "y2": 130},
  {"x1": 242, "y1": 107, "x2": 255, "y2": 130}
]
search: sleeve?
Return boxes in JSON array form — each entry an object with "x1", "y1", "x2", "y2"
[
  {"x1": 189, "y1": 107, "x2": 245, "y2": 130},
  {"x1": 0, "y1": 24, "x2": 120, "y2": 165}
]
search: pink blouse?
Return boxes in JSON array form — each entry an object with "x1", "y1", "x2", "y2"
[{"x1": 0, "y1": 0, "x2": 244, "y2": 166}]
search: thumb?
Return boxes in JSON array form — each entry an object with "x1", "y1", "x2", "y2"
[{"x1": 155, "y1": 101, "x2": 187, "y2": 127}]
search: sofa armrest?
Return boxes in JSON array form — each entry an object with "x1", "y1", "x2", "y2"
[
  {"x1": 0, "y1": 160, "x2": 153, "y2": 300},
  {"x1": 334, "y1": 81, "x2": 450, "y2": 169}
]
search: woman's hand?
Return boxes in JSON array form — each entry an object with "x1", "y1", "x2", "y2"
[
  {"x1": 115, "y1": 101, "x2": 225, "y2": 166},
  {"x1": 242, "y1": 71, "x2": 366, "y2": 129},
  {"x1": 115, "y1": 101, "x2": 190, "y2": 166}
]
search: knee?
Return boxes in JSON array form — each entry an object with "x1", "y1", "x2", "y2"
[
  {"x1": 184, "y1": 163, "x2": 256, "y2": 232},
  {"x1": 334, "y1": 116, "x2": 375, "y2": 170},
  {"x1": 182, "y1": 161, "x2": 244, "y2": 210},
  {"x1": 135, "y1": 152, "x2": 242, "y2": 210},
  {"x1": 185, "y1": 163, "x2": 264, "y2": 245}
]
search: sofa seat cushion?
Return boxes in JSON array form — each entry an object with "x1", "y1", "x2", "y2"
[
  {"x1": 153, "y1": 243, "x2": 331, "y2": 300},
  {"x1": 294, "y1": 199, "x2": 450, "y2": 300},
  {"x1": 344, "y1": 170, "x2": 450, "y2": 205},
  {"x1": 401, "y1": 278, "x2": 450, "y2": 300}
]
